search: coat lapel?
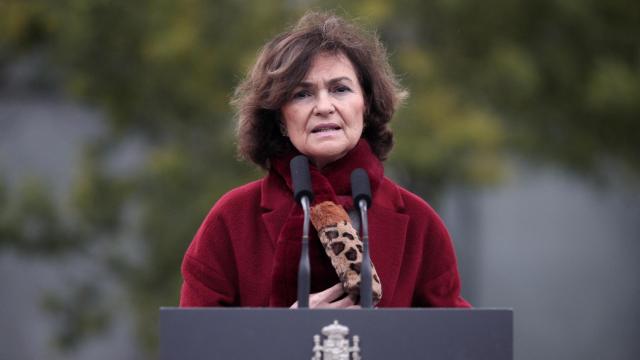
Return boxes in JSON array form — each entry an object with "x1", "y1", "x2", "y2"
[
  {"x1": 368, "y1": 178, "x2": 409, "y2": 306},
  {"x1": 260, "y1": 172, "x2": 296, "y2": 249}
]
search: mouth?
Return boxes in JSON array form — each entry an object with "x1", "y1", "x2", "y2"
[{"x1": 311, "y1": 123, "x2": 342, "y2": 133}]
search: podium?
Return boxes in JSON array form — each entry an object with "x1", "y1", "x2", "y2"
[{"x1": 160, "y1": 308, "x2": 512, "y2": 359}]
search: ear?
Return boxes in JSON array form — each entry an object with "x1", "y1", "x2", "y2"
[
  {"x1": 279, "y1": 121, "x2": 288, "y2": 137},
  {"x1": 276, "y1": 112, "x2": 288, "y2": 137}
]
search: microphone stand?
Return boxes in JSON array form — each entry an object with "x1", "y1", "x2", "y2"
[
  {"x1": 298, "y1": 196, "x2": 311, "y2": 308},
  {"x1": 358, "y1": 198, "x2": 373, "y2": 309},
  {"x1": 352, "y1": 167, "x2": 373, "y2": 309},
  {"x1": 291, "y1": 154, "x2": 314, "y2": 308}
]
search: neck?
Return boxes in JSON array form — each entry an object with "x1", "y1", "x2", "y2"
[{"x1": 311, "y1": 153, "x2": 346, "y2": 170}]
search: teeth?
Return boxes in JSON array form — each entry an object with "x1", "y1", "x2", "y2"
[{"x1": 313, "y1": 126, "x2": 340, "y2": 133}]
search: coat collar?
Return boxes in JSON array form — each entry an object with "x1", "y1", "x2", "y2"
[
  {"x1": 260, "y1": 172, "x2": 296, "y2": 250},
  {"x1": 259, "y1": 173, "x2": 407, "y2": 245},
  {"x1": 260, "y1": 173, "x2": 409, "y2": 304},
  {"x1": 269, "y1": 140, "x2": 384, "y2": 210},
  {"x1": 262, "y1": 139, "x2": 387, "y2": 248}
]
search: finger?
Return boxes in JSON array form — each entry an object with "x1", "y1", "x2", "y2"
[
  {"x1": 334, "y1": 295, "x2": 355, "y2": 308},
  {"x1": 315, "y1": 283, "x2": 345, "y2": 303},
  {"x1": 290, "y1": 301, "x2": 298, "y2": 309},
  {"x1": 347, "y1": 305, "x2": 362, "y2": 309},
  {"x1": 324, "y1": 295, "x2": 355, "y2": 309}
]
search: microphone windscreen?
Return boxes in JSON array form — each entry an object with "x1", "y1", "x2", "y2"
[
  {"x1": 351, "y1": 168, "x2": 372, "y2": 208},
  {"x1": 290, "y1": 155, "x2": 314, "y2": 202}
]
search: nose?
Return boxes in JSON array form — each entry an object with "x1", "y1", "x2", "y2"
[{"x1": 314, "y1": 91, "x2": 335, "y2": 116}]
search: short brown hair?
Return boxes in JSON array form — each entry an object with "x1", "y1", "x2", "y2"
[{"x1": 232, "y1": 11, "x2": 407, "y2": 169}]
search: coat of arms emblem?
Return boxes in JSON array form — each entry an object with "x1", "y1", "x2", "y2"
[{"x1": 312, "y1": 320, "x2": 361, "y2": 360}]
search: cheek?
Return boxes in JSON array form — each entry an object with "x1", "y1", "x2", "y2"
[
  {"x1": 350, "y1": 99, "x2": 366, "y2": 129},
  {"x1": 281, "y1": 109, "x2": 297, "y2": 133}
]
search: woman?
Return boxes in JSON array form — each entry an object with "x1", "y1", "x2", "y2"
[{"x1": 179, "y1": 11, "x2": 470, "y2": 308}]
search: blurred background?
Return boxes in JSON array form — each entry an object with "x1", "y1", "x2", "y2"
[{"x1": 1, "y1": 0, "x2": 639, "y2": 359}]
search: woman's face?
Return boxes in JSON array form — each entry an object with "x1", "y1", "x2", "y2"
[{"x1": 281, "y1": 52, "x2": 365, "y2": 169}]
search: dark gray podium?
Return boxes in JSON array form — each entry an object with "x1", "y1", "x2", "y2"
[{"x1": 160, "y1": 308, "x2": 512, "y2": 359}]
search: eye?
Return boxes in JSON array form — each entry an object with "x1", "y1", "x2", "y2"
[
  {"x1": 292, "y1": 89, "x2": 311, "y2": 99},
  {"x1": 333, "y1": 85, "x2": 352, "y2": 94}
]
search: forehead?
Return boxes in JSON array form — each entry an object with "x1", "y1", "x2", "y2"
[{"x1": 303, "y1": 52, "x2": 359, "y2": 82}]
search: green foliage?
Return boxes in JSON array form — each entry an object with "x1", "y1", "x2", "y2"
[
  {"x1": 1, "y1": 0, "x2": 639, "y2": 357},
  {"x1": 73, "y1": 148, "x2": 132, "y2": 233},
  {"x1": 0, "y1": 0, "x2": 53, "y2": 51},
  {"x1": 391, "y1": 47, "x2": 504, "y2": 197},
  {"x1": 0, "y1": 178, "x2": 83, "y2": 255},
  {"x1": 392, "y1": 0, "x2": 640, "y2": 173}
]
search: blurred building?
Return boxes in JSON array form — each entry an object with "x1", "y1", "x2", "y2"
[
  {"x1": 0, "y1": 56, "x2": 141, "y2": 360},
  {"x1": 444, "y1": 163, "x2": 640, "y2": 360}
]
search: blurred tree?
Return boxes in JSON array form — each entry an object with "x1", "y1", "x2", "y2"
[
  {"x1": 390, "y1": 0, "x2": 640, "y2": 175},
  {"x1": 0, "y1": 178, "x2": 83, "y2": 255},
  {"x1": 1, "y1": 0, "x2": 638, "y2": 357}
]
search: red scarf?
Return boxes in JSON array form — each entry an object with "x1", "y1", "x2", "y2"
[
  {"x1": 271, "y1": 139, "x2": 384, "y2": 210},
  {"x1": 268, "y1": 139, "x2": 384, "y2": 306}
]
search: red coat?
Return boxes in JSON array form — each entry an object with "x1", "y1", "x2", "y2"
[{"x1": 179, "y1": 171, "x2": 471, "y2": 308}]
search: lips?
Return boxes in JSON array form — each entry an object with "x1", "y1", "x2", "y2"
[{"x1": 311, "y1": 123, "x2": 341, "y2": 133}]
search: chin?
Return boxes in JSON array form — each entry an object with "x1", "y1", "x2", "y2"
[
  {"x1": 308, "y1": 149, "x2": 348, "y2": 167},
  {"x1": 309, "y1": 146, "x2": 346, "y2": 158}
]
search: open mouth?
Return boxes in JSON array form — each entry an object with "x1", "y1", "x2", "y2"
[{"x1": 311, "y1": 124, "x2": 341, "y2": 133}]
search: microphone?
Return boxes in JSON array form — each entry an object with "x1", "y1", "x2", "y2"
[
  {"x1": 351, "y1": 168, "x2": 373, "y2": 308},
  {"x1": 351, "y1": 168, "x2": 372, "y2": 208},
  {"x1": 290, "y1": 155, "x2": 314, "y2": 308},
  {"x1": 291, "y1": 155, "x2": 314, "y2": 203}
]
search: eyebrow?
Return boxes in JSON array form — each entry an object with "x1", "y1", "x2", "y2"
[{"x1": 297, "y1": 76, "x2": 355, "y2": 88}]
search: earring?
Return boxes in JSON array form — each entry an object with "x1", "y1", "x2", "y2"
[{"x1": 279, "y1": 121, "x2": 288, "y2": 137}]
